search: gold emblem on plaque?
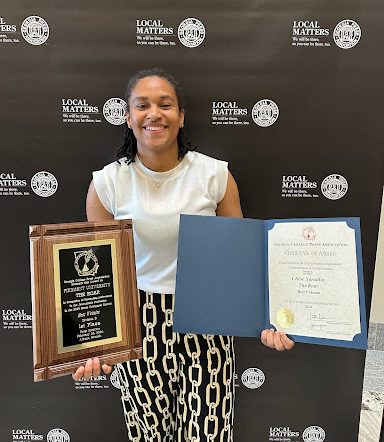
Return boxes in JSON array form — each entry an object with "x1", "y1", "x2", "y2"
[
  {"x1": 74, "y1": 249, "x2": 99, "y2": 277},
  {"x1": 276, "y1": 308, "x2": 295, "y2": 328}
]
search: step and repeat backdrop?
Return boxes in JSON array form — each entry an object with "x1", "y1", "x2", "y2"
[{"x1": 1, "y1": 0, "x2": 383, "y2": 441}]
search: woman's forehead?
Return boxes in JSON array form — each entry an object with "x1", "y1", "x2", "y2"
[{"x1": 131, "y1": 76, "x2": 176, "y2": 99}]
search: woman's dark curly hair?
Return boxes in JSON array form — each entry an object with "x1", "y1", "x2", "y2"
[{"x1": 115, "y1": 67, "x2": 194, "y2": 164}]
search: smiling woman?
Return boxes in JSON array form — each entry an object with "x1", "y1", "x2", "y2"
[
  {"x1": 124, "y1": 75, "x2": 185, "y2": 168},
  {"x1": 115, "y1": 68, "x2": 191, "y2": 169},
  {"x1": 76, "y1": 67, "x2": 293, "y2": 442}
]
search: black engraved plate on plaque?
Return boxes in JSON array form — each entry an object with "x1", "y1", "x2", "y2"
[{"x1": 57, "y1": 243, "x2": 118, "y2": 349}]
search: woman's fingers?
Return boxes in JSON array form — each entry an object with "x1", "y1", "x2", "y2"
[
  {"x1": 102, "y1": 364, "x2": 113, "y2": 374},
  {"x1": 73, "y1": 358, "x2": 113, "y2": 381},
  {"x1": 261, "y1": 329, "x2": 274, "y2": 347},
  {"x1": 264, "y1": 330, "x2": 275, "y2": 348},
  {"x1": 280, "y1": 332, "x2": 295, "y2": 350},
  {"x1": 260, "y1": 329, "x2": 295, "y2": 351},
  {"x1": 93, "y1": 357, "x2": 101, "y2": 377},
  {"x1": 83, "y1": 358, "x2": 94, "y2": 380},
  {"x1": 273, "y1": 332, "x2": 286, "y2": 351},
  {"x1": 260, "y1": 329, "x2": 268, "y2": 346},
  {"x1": 72, "y1": 365, "x2": 85, "y2": 381}
]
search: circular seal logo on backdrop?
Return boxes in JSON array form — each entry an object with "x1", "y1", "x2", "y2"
[
  {"x1": 321, "y1": 174, "x2": 348, "y2": 200},
  {"x1": 333, "y1": 20, "x2": 361, "y2": 49},
  {"x1": 21, "y1": 16, "x2": 49, "y2": 45},
  {"x1": 47, "y1": 428, "x2": 70, "y2": 442},
  {"x1": 252, "y1": 99, "x2": 279, "y2": 127},
  {"x1": 178, "y1": 18, "x2": 205, "y2": 48},
  {"x1": 31, "y1": 171, "x2": 58, "y2": 197},
  {"x1": 302, "y1": 426, "x2": 326, "y2": 442},
  {"x1": 103, "y1": 98, "x2": 127, "y2": 125},
  {"x1": 110, "y1": 368, "x2": 121, "y2": 389},
  {"x1": 241, "y1": 368, "x2": 265, "y2": 389}
]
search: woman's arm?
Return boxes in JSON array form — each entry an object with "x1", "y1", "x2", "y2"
[
  {"x1": 86, "y1": 180, "x2": 114, "y2": 222},
  {"x1": 216, "y1": 172, "x2": 243, "y2": 218}
]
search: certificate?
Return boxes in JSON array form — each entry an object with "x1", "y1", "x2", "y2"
[
  {"x1": 173, "y1": 215, "x2": 367, "y2": 349},
  {"x1": 267, "y1": 220, "x2": 364, "y2": 344}
]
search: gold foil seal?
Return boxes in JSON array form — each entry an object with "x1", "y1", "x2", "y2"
[{"x1": 276, "y1": 308, "x2": 295, "y2": 328}]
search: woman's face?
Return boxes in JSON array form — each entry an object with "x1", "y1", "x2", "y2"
[{"x1": 127, "y1": 76, "x2": 185, "y2": 156}]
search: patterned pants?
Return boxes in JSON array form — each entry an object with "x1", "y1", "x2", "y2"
[{"x1": 116, "y1": 290, "x2": 235, "y2": 442}]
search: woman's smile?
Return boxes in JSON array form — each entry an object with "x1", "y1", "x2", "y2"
[{"x1": 142, "y1": 124, "x2": 168, "y2": 133}]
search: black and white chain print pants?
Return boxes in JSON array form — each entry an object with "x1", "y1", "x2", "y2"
[{"x1": 116, "y1": 290, "x2": 235, "y2": 442}]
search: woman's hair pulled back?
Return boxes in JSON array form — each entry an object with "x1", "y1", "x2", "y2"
[{"x1": 115, "y1": 67, "x2": 194, "y2": 164}]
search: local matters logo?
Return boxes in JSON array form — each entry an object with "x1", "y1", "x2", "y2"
[
  {"x1": 333, "y1": 20, "x2": 361, "y2": 49},
  {"x1": 0, "y1": 16, "x2": 18, "y2": 43},
  {"x1": 62, "y1": 98, "x2": 101, "y2": 124},
  {"x1": 241, "y1": 367, "x2": 265, "y2": 389},
  {"x1": 268, "y1": 425, "x2": 326, "y2": 442},
  {"x1": 252, "y1": 99, "x2": 279, "y2": 127},
  {"x1": 3, "y1": 309, "x2": 32, "y2": 321},
  {"x1": 269, "y1": 426, "x2": 300, "y2": 441},
  {"x1": 135, "y1": 17, "x2": 205, "y2": 48},
  {"x1": 178, "y1": 18, "x2": 205, "y2": 48},
  {"x1": 136, "y1": 18, "x2": 175, "y2": 47},
  {"x1": 21, "y1": 16, "x2": 49, "y2": 45},
  {"x1": 136, "y1": 19, "x2": 173, "y2": 35},
  {"x1": 31, "y1": 171, "x2": 58, "y2": 197},
  {"x1": 211, "y1": 101, "x2": 249, "y2": 127},
  {"x1": 292, "y1": 20, "x2": 331, "y2": 48},
  {"x1": 61, "y1": 96, "x2": 127, "y2": 125},
  {"x1": 62, "y1": 98, "x2": 98, "y2": 113},
  {"x1": 3, "y1": 309, "x2": 32, "y2": 330},
  {"x1": 12, "y1": 430, "x2": 44, "y2": 441},
  {"x1": 211, "y1": 99, "x2": 279, "y2": 127},
  {"x1": 321, "y1": 174, "x2": 348, "y2": 200},
  {"x1": 103, "y1": 98, "x2": 127, "y2": 125},
  {"x1": 0, "y1": 171, "x2": 58, "y2": 198},
  {"x1": 292, "y1": 19, "x2": 361, "y2": 49},
  {"x1": 281, "y1": 174, "x2": 348, "y2": 200},
  {"x1": 0, "y1": 16, "x2": 16, "y2": 32},
  {"x1": 0, "y1": 15, "x2": 50, "y2": 45},
  {"x1": 11, "y1": 428, "x2": 70, "y2": 442},
  {"x1": 303, "y1": 426, "x2": 326, "y2": 442},
  {"x1": 293, "y1": 20, "x2": 330, "y2": 37},
  {"x1": 0, "y1": 172, "x2": 27, "y2": 187},
  {"x1": 47, "y1": 429, "x2": 70, "y2": 442}
]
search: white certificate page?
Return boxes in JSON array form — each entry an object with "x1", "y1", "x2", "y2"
[{"x1": 268, "y1": 221, "x2": 361, "y2": 341}]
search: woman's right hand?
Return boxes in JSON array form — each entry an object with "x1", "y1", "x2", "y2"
[{"x1": 72, "y1": 357, "x2": 112, "y2": 381}]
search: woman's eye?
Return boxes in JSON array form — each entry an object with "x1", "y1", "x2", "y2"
[
  {"x1": 161, "y1": 103, "x2": 171, "y2": 108},
  {"x1": 136, "y1": 103, "x2": 147, "y2": 109}
]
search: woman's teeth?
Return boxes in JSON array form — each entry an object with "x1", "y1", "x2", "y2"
[{"x1": 145, "y1": 126, "x2": 165, "y2": 131}]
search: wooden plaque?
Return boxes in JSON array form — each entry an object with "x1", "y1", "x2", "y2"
[{"x1": 29, "y1": 220, "x2": 142, "y2": 382}]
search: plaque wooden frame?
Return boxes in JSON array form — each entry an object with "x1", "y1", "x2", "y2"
[{"x1": 29, "y1": 220, "x2": 142, "y2": 382}]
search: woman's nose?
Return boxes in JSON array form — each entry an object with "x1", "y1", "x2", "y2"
[{"x1": 147, "y1": 105, "x2": 162, "y2": 119}]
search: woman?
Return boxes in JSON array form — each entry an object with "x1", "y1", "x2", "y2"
[{"x1": 74, "y1": 68, "x2": 294, "y2": 441}]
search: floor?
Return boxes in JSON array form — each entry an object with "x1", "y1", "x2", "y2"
[{"x1": 358, "y1": 322, "x2": 384, "y2": 441}]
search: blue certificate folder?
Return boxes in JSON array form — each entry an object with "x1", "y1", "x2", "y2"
[{"x1": 173, "y1": 215, "x2": 367, "y2": 349}]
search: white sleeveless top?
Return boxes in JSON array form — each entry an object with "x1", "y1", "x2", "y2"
[{"x1": 93, "y1": 151, "x2": 228, "y2": 294}]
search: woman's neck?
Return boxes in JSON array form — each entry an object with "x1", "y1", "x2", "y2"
[{"x1": 136, "y1": 148, "x2": 180, "y2": 172}]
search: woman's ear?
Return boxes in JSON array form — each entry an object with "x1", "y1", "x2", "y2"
[
  {"x1": 126, "y1": 112, "x2": 131, "y2": 129},
  {"x1": 179, "y1": 110, "x2": 185, "y2": 128}
]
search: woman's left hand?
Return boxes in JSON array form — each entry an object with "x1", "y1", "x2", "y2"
[{"x1": 261, "y1": 329, "x2": 294, "y2": 351}]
